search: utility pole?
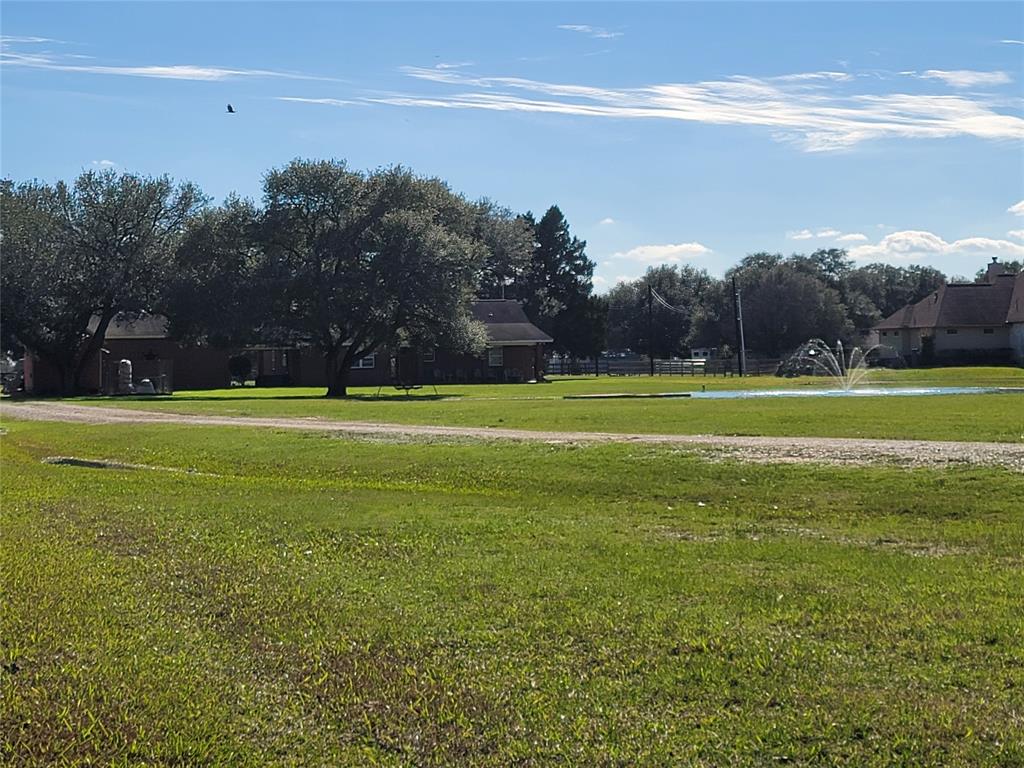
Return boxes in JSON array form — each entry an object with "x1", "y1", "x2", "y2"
[
  {"x1": 647, "y1": 283, "x2": 655, "y2": 376},
  {"x1": 732, "y1": 276, "x2": 747, "y2": 376}
]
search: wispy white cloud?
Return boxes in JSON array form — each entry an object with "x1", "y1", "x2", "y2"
[
  {"x1": 0, "y1": 35, "x2": 64, "y2": 44},
  {"x1": 275, "y1": 96, "x2": 359, "y2": 107},
  {"x1": 774, "y1": 71, "x2": 853, "y2": 82},
  {"x1": 0, "y1": 40, "x2": 336, "y2": 82},
  {"x1": 1007, "y1": 230, "x2": 1024, "y2": 241},
  {"x1": 592, "y1": 275, "x2": 609, "y2": 286},
  {"x1": 433, "y1": 62, "x2": 474, "y2": 70},
  {"x1": 357, "y1": 66, "x2": 1024, "y2": 152},
  {"x1": 599, "y1": 217, "x2": 616, "y2": 225},
  {"x1": 790, "y1": 227, "x2": 868, "y2": 242},
  {"x1": 999, "y1": 39, "x2": 1024, "y2": 45},
  {"x1": 917, "y1": 69, "x2": 1012, "y2": 88},
  {"x1": 611, "y1": 242, "x2": 711, "y2": 264},
  {"x1": 90, "y1": 159, "x2": 116, "y2": 168},
  {"x1": 849, "y1": 230, "x2": 1024, "y2": 261},
  {"x1": 1009, "y1": 200, "x2": 1024, "y2": 216},
  {"x1": 557, "y1": 24, "x2": 623, "y2": 39},
  {"x1": 787, "y1": 229, "x2": 815, "y2": 240}
]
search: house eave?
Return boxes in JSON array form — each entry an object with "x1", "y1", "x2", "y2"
[{"x1": 486, "y1": 339, "x2": 552, "y2": 346}]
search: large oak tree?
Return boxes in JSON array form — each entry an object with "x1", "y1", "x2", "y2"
[
  {"x1": 258, "y1": 159, "x2": 526, "y2": 396},
  {"x1": 0, "y1": 171, "x2": 203, "y2": 393},
  {"x1": 163, "y1": 195, "x2": 264, "y2": 348}
]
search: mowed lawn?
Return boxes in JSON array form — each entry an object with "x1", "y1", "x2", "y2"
[
  {"x1": 59, "y1": 367, "x2": 1024, "y2": 442},
  {"x1": 2, "y1": 419, "x2": 1022, "y2": 765}
]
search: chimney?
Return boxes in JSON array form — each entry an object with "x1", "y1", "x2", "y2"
[{"x1": 986, "y1": 256, "x2": 1003, "y2": 284}]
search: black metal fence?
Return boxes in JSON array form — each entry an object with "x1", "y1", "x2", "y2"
[{"x1": 546, "y1": 357, "x2": 782, "y2": 377}]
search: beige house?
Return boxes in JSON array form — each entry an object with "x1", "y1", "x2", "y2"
[
  {"x1": 872, "y1": 259, "x2": 1024, "y2": 365},
  {"x1": 1009, "y1": 271, "x2": 1024, "y2": 362}
]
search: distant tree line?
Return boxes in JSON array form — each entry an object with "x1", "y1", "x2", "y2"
[
  {"x1": 604, "y1": 251, "x2": 948, "y2": 360},
  {"x1": 1, "y1": 161, "x2": 965, "y2": 395}
]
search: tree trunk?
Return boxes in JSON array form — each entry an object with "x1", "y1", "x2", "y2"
[
  {"x1": 324, "y1": 347, "x2": 349, "y2": 398},
  {"x1": 58, "y1": 361, "x2": 76, "y2": 397},
  {"x1": 73, "y1": 309, "x2": 115, "y2": 394},
  {"x1": 326, "y1": 373, "x2": 348, "y2": 398}
]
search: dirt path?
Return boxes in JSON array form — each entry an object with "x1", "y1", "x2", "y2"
[{"x1": 3, "y1": 401, "x2": 1023, "y2": 471}]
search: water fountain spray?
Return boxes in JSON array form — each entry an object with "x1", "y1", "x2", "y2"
[{"x1": 790, "y1": 339, "x2": 880, "y2": 391}]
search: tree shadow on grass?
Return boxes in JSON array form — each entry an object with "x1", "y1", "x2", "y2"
[{"x1": 70, "y1": 392, "x2": 461, "y2": 403}]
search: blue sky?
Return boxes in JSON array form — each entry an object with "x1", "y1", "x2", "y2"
[{"x1": 2, "y1": 2, "x2": 1023, "y2": 288}]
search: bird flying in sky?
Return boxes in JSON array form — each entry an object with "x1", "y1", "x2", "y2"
[{"x1": 226, "y1": 104, "x2": 235, "y2": 113}]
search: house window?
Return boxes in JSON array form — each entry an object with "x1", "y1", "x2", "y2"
[
  {"x1": 946, "y1": 329, "x2": 958, "y2": 335},
  {"x1": 423, "y1": 348, "x2": 435, "y2": 363},
  {"x1": 880, "y1": 331, "x2": 887, "y2": 337},
  {"x1": 487, "y1": 347, "x2": 503, "y2": 367},
  {"x1": 983, "y1": 328, "x2": 994, "y2": 334},
  {"x1": 351, "y1": 354, "x2": 376, "y2": 370}
]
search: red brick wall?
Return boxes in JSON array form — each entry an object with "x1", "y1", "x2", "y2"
[
  {"x1": 295, "y1": 345, "x2": 545, "y2": 388},
  {"x1": 25, "y1": 340, "x2": 547, "y2": 394},
  {"x1": 292, "y1": 347, "x2": 392, "y2": 388},
  {"x1": 103, "y1": 340, "x2": 232, "y2": 390},
  {"x1": 424, "y1": 345, "x2": 543, "y2": 384},
  {"x1": 25, "y1": 340, "x2": 232, "y2": 394}
]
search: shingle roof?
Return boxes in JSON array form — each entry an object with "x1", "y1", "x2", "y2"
[
  {"x1": 85, "y1": 303, "x2": 555, "y2": 346},
  {"x1": 938, "y1": 277, "x2": 1016, "y2": 327},
  {"x1": 472, "y1": 300, "x2": 553, "y2": 344},
  {"x1": 874, "y1": 273, "x2": 1020, "y2": 331},
  {"x1": 874, "y1": 290, "x2": 940, "y2": 330}
]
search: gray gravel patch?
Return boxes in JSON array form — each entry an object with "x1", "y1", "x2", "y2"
[{"x1": 4, "y1": 401, "x2": 1023, "y2": 471}]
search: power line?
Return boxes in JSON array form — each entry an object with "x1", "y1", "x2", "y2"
[
  {"x1": 606, "y1": 288, "x2": 689, "y2": 314},
  {"x1": 650, "y1": 287, "x2": 688, "y2": 315}
]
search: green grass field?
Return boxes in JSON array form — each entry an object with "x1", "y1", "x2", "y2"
[
  {"x1": 2, "y1": 418, "x2": 1023, "y2": 765},
  {"x1": 59, "y1": 366, "x2": 1024, "y2": 442}
]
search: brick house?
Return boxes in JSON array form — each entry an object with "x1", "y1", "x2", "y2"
[
  {"x1": 23, "y1": 299, "x2": 552, "y2": 393},
  {"x1": 23, "y1": 315, "x2": 233, "y2": 394},
  {"x1": 439, "y1": 299, "x2": 552, "y2": 383},
  {"x1": 246, "y1": 299, "x2": 553, "y2": 387},
  {"x1": 871, "y1": 259, "x2": 1024, "y2": 365}
]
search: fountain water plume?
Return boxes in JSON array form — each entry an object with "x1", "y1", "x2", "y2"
[{"x1": 788, "y1": 339, "x2": 879, "y2": 391}]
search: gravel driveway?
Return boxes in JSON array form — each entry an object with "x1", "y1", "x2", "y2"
[{"x1": 3, "y1": 401, "x2": 1023, "y2": 471}]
